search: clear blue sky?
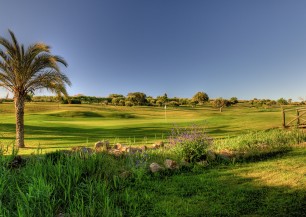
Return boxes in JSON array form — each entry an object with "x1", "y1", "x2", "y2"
[{"x1": 1, "y1": 0, "x2": 306, "y2": 100}]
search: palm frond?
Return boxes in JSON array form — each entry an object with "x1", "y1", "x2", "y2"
[{"x1": 0, "y1": 30, "x2": 69, "y2": 97}]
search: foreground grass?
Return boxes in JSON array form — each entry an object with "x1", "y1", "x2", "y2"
[
  {"x1": 0, "y1": 102, "x2": 286, "y2": 154},
  {"x1": 0, "y1": 147, "x2": 305, "y2": 216},
  {"x1": 1, "y1": 102, "x2": 305, "y2": 216},
  {"x1": 0, "y1": 127, "x2": 305, "y2": 217}
]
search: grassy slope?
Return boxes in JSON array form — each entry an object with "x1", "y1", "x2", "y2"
[
  {"x1": 0, "y1": 102, "x2": 305, "y2": 216},
  {"x1": 1, "y1": 147, "x2": 305, "y2": 216},
  {"x1": 0, "y1": 102, "x2": 282, "y2": 154},
  {"x1": 132, "y1": 148, "x2": 306, "y2": 216}
]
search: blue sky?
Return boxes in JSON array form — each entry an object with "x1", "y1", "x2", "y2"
[{"x1": 1, "y1": 0, "x2": 306, "y2": 100}]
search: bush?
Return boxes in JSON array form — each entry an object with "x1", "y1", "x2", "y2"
[{"x1": 169, "y1": 124, "x2": 212, "y2": 162}]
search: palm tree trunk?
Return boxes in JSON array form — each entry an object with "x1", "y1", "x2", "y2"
[{"x1": 14, "y1": 96, "x2": 25, "y2": 148}]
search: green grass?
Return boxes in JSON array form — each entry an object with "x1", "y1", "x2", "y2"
[
  {"x1": 0, "y1": 146, "x2": 305, "y2": 216},
  {"x1": 0, "y1": 102, "x2": 306, "y2": 216},
  {"x1": 0, "y1": 102, "x2": 285, "y2": 154}
]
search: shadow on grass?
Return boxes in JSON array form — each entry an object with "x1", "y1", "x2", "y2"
[
  {"x1": 47, "y1": 111, "x2": 138, "y2": 119},
  {"x1": 128, "y1": 155, "x2": 306, "y2": 216},
  {"x1": 0, "y1": 123, "x2": 170, "y2": 145}
]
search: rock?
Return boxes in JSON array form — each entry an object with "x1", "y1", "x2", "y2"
[
  {"x1": 149, "y1": 162, "x2": 164, "y2": 173},
  {"x1": 120, "y1": 146, "x2": 128, "y2": 152},
  {"x1": 109, "y1": 149, "x2": 123, "y2": 157},
  {"x1": 80, "y1": 147, "x2": 93, "y2": 154},
  {"x1": 154, "y1": 141, "x2": 164, "y2": 147},
  {"x1": 127, "y1": 147, "x2": 142, "y2": 154},
  {"x1": 164, "y1": 159, "x2": 179, "y2": 170},
  {"x1": 152, "y1": 144, "x2": 160, "y2": 149},
  {"x1": 72, "y1": 146, "x2": 93, "y2": 154},
  {"x1": 114, "y1": 143, "x2": 122, "y2": 150},
  {"x1": 94, "y1": 140, "x2": 110, "y2": 151},
  {"x1": 141, "y1": 145, "x2": 147, "y2": 152},
  {"x1": 207, "y1": 150, "x2": 216, "y2": 161}
]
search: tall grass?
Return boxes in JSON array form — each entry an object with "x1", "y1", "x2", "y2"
[
  {"x1": 214, "y1": 129, "x2": 306, "y2": 153},
  {"x1": 0, "y1": 129, "x2": 305, "y2": 216}
]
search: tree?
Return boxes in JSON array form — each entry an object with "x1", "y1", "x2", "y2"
[
  {"x1": 126, "y1": 92, "x2": 147, "y2": 106},
  {"x1": 192, "y1": 92, "x2": 209, "y2": 105},
  {"x1": 108, "y1": 93, "x2": 124, "y2": 99},
  {"x1": 277, "y1": 98, "x2": 288, "y2": 105},
  {"x1": 212, "y1": 97, "x2": 230, "y2": 112},
  {"x1": 230, "y1": 97, "x2": 238, "y2": 104},
  {"x1": 0, "y1": 30, "x2": 70, "y2": 148},
  {"x1": 156, "y1": 93, "x2": 168, "y2": 105}
]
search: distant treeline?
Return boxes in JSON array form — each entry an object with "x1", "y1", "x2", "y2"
[
  {"x1": 0, "y1": 92, "x2": 299, "y2": 107},
  {"x1": 14, "y1": 92, "x2": 300, "y2": 108}
]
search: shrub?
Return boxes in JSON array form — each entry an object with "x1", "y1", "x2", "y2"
[{"x1": 169, "y1": 124, "x2": 212, "y2": 162}]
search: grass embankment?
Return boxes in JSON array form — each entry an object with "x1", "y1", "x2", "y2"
[
  {"x1": 0, "y1": 102, "x2": 305, "y2": 216},
  {"x1": 0, "y1": 129, "x2": 305, "y2": 216},
  {"x1": 0, "y1": 102, "x2": 284, "y2": 154}
]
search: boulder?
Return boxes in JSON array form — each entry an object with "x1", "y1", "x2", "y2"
[
  {"x1": 71, "y1": 146, "x2": 92, "y2": 152},
  {"x1": 149, "y1": 162, "x2": 164, "y2": 173},
  {"x1": 109, "y1": 149, "x2": 123, "y2": 157},
  {"x1": 151, "y1": 144, "x2": 160, "y2": 149},
  {"x1": 114, "y1": 143, "x2": 122, "y2": 150},
  {"x1": 94, "y1": 140, "x2": 110, "y2": 151},
  {"x1": 80, "y1": 147, "x2": 93, "y2": 154},
  {"x1": 140, "y1": 145, "x2": 147, "y2": 152},
  {"x1": 164, "y1": 159, "x2": 179, "y2": 170},
  {"x1": 154, "y1": 141, "x2": 165, "y2": 147},
  {"x1": 127, "y1": 147, "x2": 142, "y2": 154},
  {"x1": 120, "y1": 146, "x2": 128, "y2": 152}
]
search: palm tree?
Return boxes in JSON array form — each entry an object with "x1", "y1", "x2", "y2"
[{"x1": 0, "y1": 30, "x2": 70, "y2": 148}]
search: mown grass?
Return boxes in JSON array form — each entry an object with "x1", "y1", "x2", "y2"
[
  {"x1": 0, "y1": 102, "x2": 285, "y2": 154},
  {"x1": 0, "y1": 102, "x2": 305, "y2": 216}
]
